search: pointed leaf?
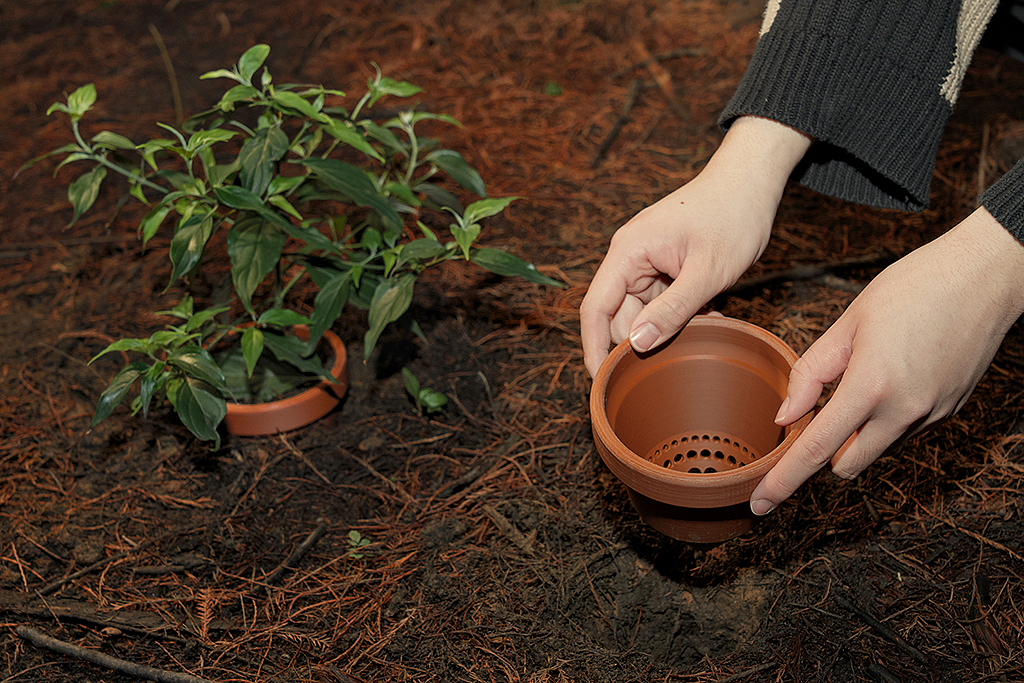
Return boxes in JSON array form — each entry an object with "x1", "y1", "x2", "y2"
[
  {"x1": 257, "y1": 309, "x2": 313, "y2": 327},
  {"x1": 66, "y1": 84, "x2": 97, "y2": 120},
  {"x1": 469, "y1": 247, "x2": 562, "y2": 287},
  {"x1": 426, "y1": 149, "x2": 487, "y2": 196},
  {"x1": 241, "y1": 327, "x2": 264, "y2": 378},
  {"x1": 167, "y1": 345, "x2": 228, "y2": 392},
  {"x1": 239, "y1": 124, "x2": 289, "y2": 196},
  {"x1": 173, "y1": 378, "x2": 226, "y2": 447},
  {"x1": 169, "y1": 213, "x2": 215, "y2": 281},
  {"x1": 226, "y1": 216, "x2": 286, "y2": 314},
  {"x1": 325, "y1": 119, "x2": 384, "y2": 162},
  {"x1": 364, "y1": 274, "x2": 415, "y2": 359},
  {"x1": 450, "y1": 224, "x2": 481, "y2": 259},
  {"x1": 237, "y1": 44, "x2": 271, "y2": 83},
  {"x1": 67, "y1": 166, "x2": 107, "y2": 226},
  {"x1": 308, "y1": 271, "x2": 349, "y2": 348},
  {"x1": 91, "y1": 361, "x2": 149, "y2": 427},
  {"x1": 462, "y1": 196, "x2": 518, "y2": 225},
  {"x1": 272, "y1": 90, "x2": 329, "y2": 123},
  {"x1": 297, "y1": 157, "x2": 402, "y2": 230},
  {"x1": 92, "y1": 131, "x2": 136, "y2": 150}
]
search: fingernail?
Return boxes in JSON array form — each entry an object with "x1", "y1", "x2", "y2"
[
  {"x1": 629, "y1": 322, "x2": 660, "y2": 352},
  {"x1": 750, "y1": 498, "x2": 777, "y2": 516},
  {"x1": 774, "y1": 396, "x2": 790, "y2": 424}
]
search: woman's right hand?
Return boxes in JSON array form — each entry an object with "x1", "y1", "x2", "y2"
[{"x1": 580, "y1": 116, "x2": 812, "y2": 378}]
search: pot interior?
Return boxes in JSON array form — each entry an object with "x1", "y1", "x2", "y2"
[{"x1": 603, "y1": 322, "x2": 791, "y2": 474}]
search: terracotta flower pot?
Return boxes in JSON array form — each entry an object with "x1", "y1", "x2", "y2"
[
  {"x1": 590, "y1": 315, "x2": 812, "y2": 544},
  {"x1": 223, "y1": 326, "x2": 349, "y2": 436}
]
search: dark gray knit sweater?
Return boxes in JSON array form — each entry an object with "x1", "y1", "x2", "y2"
[{"x1": 719, "y1": 0, "x2": 1024, "y2": 244}]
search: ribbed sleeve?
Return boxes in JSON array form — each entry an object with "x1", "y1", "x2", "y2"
[
  {"x1": 720, "y1": 0, "x2": 965, "y2": 212},
  {"x1": 981, "y1": 159, "x2": 1024, "y2": 245}
]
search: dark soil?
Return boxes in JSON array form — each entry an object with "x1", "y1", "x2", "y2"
[{"x1": 2, "y1": 1, "x2": 1023, "y2": 682}]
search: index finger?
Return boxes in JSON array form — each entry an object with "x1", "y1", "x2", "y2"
[{"x1": 749, "y1": 382, "x2": 872, "y2": 514}]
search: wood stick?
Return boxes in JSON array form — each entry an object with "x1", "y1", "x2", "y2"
[
  {"x1": 833, "y1": 594, "x2": 930, "y2": 664},
  {"x1": 590, "y1": 79, "x2": 642, "y2": 168},
  {"x1": 16, "y1": 626, "x2": 213, "y2": 683}
]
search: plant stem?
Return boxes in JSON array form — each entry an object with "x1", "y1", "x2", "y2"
[{"x1": 71, "y1": 119, "x2": 168, "y2": 194}]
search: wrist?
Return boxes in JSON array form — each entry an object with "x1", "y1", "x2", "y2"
[
  {"x1": 948, "y1": 206, "x2": 1024, "y2": 329},
  {"x1": 710, "y1": 115, "x2": 812, "y2": 193}
]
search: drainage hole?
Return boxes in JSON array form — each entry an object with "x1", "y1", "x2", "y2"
[
  {"x1": 728, "y1": 455, "x2": 737, "y2": 465},
  {"x1": 704, "y1": 467, "x2": 717, "y2": 473},
  {"x1": 662, "y1": 461, "x2": 671, "y2": 468},
  {"x1": 688, "y1": 467, "x2": 702, "y2": 473},
  {"x1": 687, "y1": 450, "x2": 697, "y2": 458},
  {"x1": 700, "y1": 449, "x2": 711, "y2": 458},
  {"x1": 673, "y1": 452, "x2": 682, "y2": 462},
  {"x1": 714, "y1": 450, "x2": 725, "y2": 459}
]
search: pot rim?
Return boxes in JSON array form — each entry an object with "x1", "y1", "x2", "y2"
[
  {"x1": 590, "y1": 315, "x2": 811, "y2": 492},
  {"x1": 225, "y1": 325, "x2": 348, "y2": 416}
]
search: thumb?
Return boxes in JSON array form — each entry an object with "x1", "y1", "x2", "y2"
[{"x1": 626, "y1": 266, "x2": 721, "y2": 353}]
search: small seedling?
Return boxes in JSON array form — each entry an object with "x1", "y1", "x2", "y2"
[{"x1": 346, "y1": 530, "x2": 370, "y2": 559}]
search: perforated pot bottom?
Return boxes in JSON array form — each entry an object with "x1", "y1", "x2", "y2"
[{"x1": 647, "y1": 431, "x2": 760, "y2": 474}]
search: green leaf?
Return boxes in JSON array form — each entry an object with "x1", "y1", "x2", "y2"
[
  {"x1": 200, "y1": 68, "x2": 240, "y2": 82},
  {"x1": 186, "y1": 128, "x2": 238, "y2": 153},
  {"x1": 215, "y1": 185, "x2": 266, "y2": 212},
  {"x1": 398, "y1": 238, "x2": 445, "y2": 263},
  {"x1": 241, "y1": 327, "x2": 264, "y2": 378},
  {"x1": 167, "y1": 345, "x2": 229, "y2": 392},
  {"x1": 66, "y1": 84, "x2": 97, "y2": 120},
  {"x1": 184, "y1": 306, "x2": 230, "y2": 332},
  {"x1": 237, "y1": 44, "x2": 271, "y2": 84},
  {"x1": 226, "y1": 216, "x2": 286, "y2": 315},
  {"x1": 267, "y1": 175, "x2": 305, "y2": 196},
  {"x1": 137, "y1": 361, "x2": 168, "y2": 418},
  {"x1": 450, "y1": 224, "x2": 481, "y2": 260},
  {"x1": 296, "y1": 157, "x2": 402, "y2": 230},
  {"x1": 419, "y1": 387, "x2": 448, "y2": 412},
  {"x1": 272, "y1": 90, "x2": 330, "y2": 123},
  {"x1": 402, "y1": 367, "x2": 420, "y2": 401},
  {"x1": 383, "y1": 180, "x2": 420, "y2": 209},
  {"x1": 213, "y1": 84, "x2": 261, "y2": 111},
  {"x1": 91, "y1": 131, "x2": 136, "y2": 150},
  {"x1": 469, "y1": 247, "x2": 562, "y2": 287},
  {"x1": 257, "y1": 309, "x2": 313, "y2": 327},
  {"x1": 165, "y1": 296, "x2": 194, "y2": 319},
  {"x1": 324, "y1": 119, "x2": 384, "y2": 162},
  {"x1": 139, "y1": 203, "x2": 173, "y2": 244},
  {"x1": 359, "y1": 120, "x2": 408, "y2": 157},
  {"x1": 462, "y1": 196, "x2": 518, "y2": 225},
  {"x1": 90, "y1": 338, "x2": 152, "y2": 364},
  {"x1": 267, "y1": 195, "x2": 303, "y2": 220},
  {"x1": 91, "y1": 361, "x2": 149, "y2": 427},
  {"x1": 238, "y1": 124, "x2": 289, "y2": 196},
  {"x1": 308, "y1": 271, "x2": 349, "y2": 348},
  {"x1": 261, "y1": 329, "x2": 333, "y2": 379},
  {"x1": 364, "y1": 274, "x2": 415, "y2": 359},
  {"x1": 173, "y1": 378, "x2": 227, "y2": 447},
  {"x1": 67, "y1": 166, "x2": 107, "y2": 226},
  {"x1": 427, "y1": 149, "x2": 488, "y2": 196},
  {"x1": 369, "y1": 77, "x2": 423, "y2": 103},
  {"x1": 169, "y1": 212, "x2": 215, "y2": 281}
]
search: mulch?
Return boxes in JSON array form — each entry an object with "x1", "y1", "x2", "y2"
[{"x1": 1, "y1": 1, "x2": 1023, "y2": 681}]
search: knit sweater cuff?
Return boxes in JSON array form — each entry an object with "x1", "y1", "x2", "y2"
[
  {"x1": 981, "y1": 159, "x2": 1024, "y2": 245},
  {"x1": 720, "y1": 3, "x2": 960, "y2": 212}
]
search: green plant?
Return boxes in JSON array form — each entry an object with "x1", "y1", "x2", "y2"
[
  {"x1": 28, "y1": 45, "x2": 559, "y2": 446},
  {"x1": 345, "y1": 530, "x2": 370, "y2": 559}
]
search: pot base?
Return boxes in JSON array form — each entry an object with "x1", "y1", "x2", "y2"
[
  {"x1": 626, "y1": 489, "x2": 757, "y2": 544},
  {"x1": 647, "y1": 430, "x2": 759, "y2": 473}
]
